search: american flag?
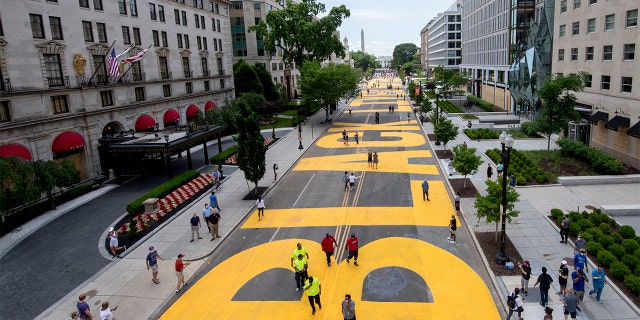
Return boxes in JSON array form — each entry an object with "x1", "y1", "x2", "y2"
[
  {"x1": 106, "y1": 47, "x2": 120, "y2": 78},
  {"x1": 123, "y1": 45, "x2": 151, "y2": 64}
]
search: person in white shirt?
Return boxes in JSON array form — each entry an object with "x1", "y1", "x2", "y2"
[
  {"x1": 256, "y1": 195, "x2": 266, "y2": 221},
  {"x1": 99, "y1": 301, "x2": 117, "y2": 320}
]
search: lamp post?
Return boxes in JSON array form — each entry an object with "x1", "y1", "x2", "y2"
[
  {"x1": 297, "y1": 102, "x2": 303, "y2": 151},
  {"x1": 434, "y1": 88, "x2": 441, "y2": 145},
  {"x1": 496, "y1": 131, "x2": 514, "y2": 264}
]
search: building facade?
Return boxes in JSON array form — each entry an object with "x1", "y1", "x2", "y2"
[
  {"x1": 0, "y1": 0, "x2": 235, "y2": 178},
  {"x1": 552, "y1": 0, "x2": 640, "y2": 169},
  {"x1": 422, "y1": 0, "x2": 462, "y2": 76}
]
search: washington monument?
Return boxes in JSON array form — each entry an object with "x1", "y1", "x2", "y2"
[{"x1": 361, "y1": 28, "x2": 365, "y2": 52}]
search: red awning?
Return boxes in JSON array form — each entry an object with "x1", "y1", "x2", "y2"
[
  {"x1": 52, "y1": 132, "x2": 85, "y2": 153},
  {"x1": 186, "y1": 104, "x2": 200, "y2": 117},
  {"x1": 163, "y1": 109, "x2": 180, "y2": 123},
  {"x1": 205, "y1": 101, "x2": 217, "y2": 111},
  {"x1": 0, "y1": 143, "x2": 33, "y2": 161},
  {"x1": 135, "y1": 114, "x2": 156, "y2": 131}
]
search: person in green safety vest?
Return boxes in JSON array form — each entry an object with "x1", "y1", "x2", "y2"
[
  {"x1": 304, "y1": 275, "x2": 322, "y2": 315},
  {"x1": 292, "y1": 254, "x2": 308, "y2": 291}
]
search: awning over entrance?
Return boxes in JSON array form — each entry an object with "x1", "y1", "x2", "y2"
[
  {"x1": 0, "y1": 143, "x2": 32, "y2": 161},
  {"x1": 163, "y1": 109, "x2": 180, "y2": 123},
  {"x1": 135, "y1": 114, "x2": 156, "y2": 131},
  {"x1": 587, "y1": 111, "x2": 608, "y2": 125},
  {"x1": 186, "y1": 104, "x2": 200, "y2": 117},
  {"x1": 627, "y1": 121, "x2": 640, "y2": 139},
  {"x1": 52, "y1": 132, "x2": 85, "y2": 153},
  {"x1": 605, "y1": 115, "x2": 630, "y2": 131},
  {"x1": 205, "y1": 101, "x2": 217, "y2": 111}
]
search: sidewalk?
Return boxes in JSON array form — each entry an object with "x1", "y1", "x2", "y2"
[
  {"x1": 422, "y1": 110, "x2": 640, "y2": 320},
  {"x1": 37, "y1": 102, "x2": 347, "y2": 320}
]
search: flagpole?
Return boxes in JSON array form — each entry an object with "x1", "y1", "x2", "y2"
[
  {"x1": 87, "y1": 40, "x2": 116, "y2": 86},
  {"x1": 117, "y1": 44, "x2": 152, "y2": 82}
]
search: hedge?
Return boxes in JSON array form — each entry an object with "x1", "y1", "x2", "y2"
[
  {"x1": 211, "y1": 144, "x2": 238, "y2": 166},
  {"x1": 437, "y1": 100, "x2": 464, "y2": 113},
  {"x1": 486, "y1": 148, "x2": 548, "y2": 185},
  {"x1": 465, "y1": 128, "x2": 499, "y2": 140},
  {"x1": 466, "y1": 95, "x2": 497, "y2": 112},
  {"x1": 126, "y1": 170, "x2": 201, "y2": 215},
  {"x1": 625, "y1": 275, "x2": 640, "y2": 294},
  {"x1": 556, "y1": 138, "x2": 625, "y2": 174}
]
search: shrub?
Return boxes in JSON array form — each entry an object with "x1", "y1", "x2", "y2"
[
  {"x1": 599, "y1": 234, "x2": 614, "y2": 249},
  {"x1": 611, "y1": 233, "x2": 623, "y2": 245},
  {"x1": 610, "y1": 261, "x2": 632, "y2": 280},
  {"x1": 126, "y1": 170, "x2": 202, "y2": 215},
  {"x1": 535, "y1": 174, "x2": 547, "y2": 183},
  {"x1": 608, "y1": 243, "x2": 626, "y2": 260},
  {"x1": 625, "y1": 275, "x2": 640, "y2": 294},
  {"x1": 516, "y1": 176, "x2": 527, "y2": 186},
  {"x1": 596, "y1": 250, "x2": 617, "y2": 267},
  {"x1": 520, "y1": 122, "x2": 538, "y2": 137},
  {"x1": 556, "y1": 138, "x2": 625, "y2": 174},
  {"x1": 577, "y1": 219, "x2": 594, "y2": 231},
  {"x1": 211, "y1": 144, "x2": 238, "y2": 165},
  {"x1": 586, "y1": 241, "x2": 604, "y2": 256},
  {"x1": 588, "y1": 212, "x2": 602, "y2": 226},
  {"x1": 622, "y1": 239, "x2": 640, "y2": 254},
  {"x1": 551, "y1": 208, "x2": 564, "y2": 221},
  {"x1": 466, "y1": 95, "x2": 496, "y2": 112},
  {"x1": 599, "y1": 223, "x2": 611, "y2": 235},
  {"x1": 619, "y1": 225, "x2": 636, "y2": 239},
  {"x1": 622, "y1": 254, "x2": 640, "y2": 273},
  {"x1": 568, "y1": 223, "x2": 582, "y2": 237}
]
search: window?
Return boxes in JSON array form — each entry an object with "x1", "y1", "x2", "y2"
[
  {"x1": 572, "y1": 21, "x2": 580, "y2": 35},
  {"x1": 201, "y1": 16, "x2": 206, "y2": 30},
  {"x1": 559, "y1": 24, "x2": 566, "y2": 37},
  {"x1": 44, "y1": 54, "x2": 63, "y2": 86},
  {"x1": 624, "y1": 44, "x2": 635, "y2": 60},
  {"x1": 589, "y1": 0, "x2": 597, "y2": 4},
  {"x1": 118, "y1": 0, "x2": 127, "y2": 14},
  {"x1": 621, "y1": 77, "x2": 633, "y2": 93},
  {"x1": 184, "y1": 35, "x2": 190, "y2": 49},
  {"x1": 603, "y1": 45, "x2": 613, "y2": 60},
  {"x1": 203, "y1": 37, "x2": 208, "y2": 50},
  {"x1": 213, "y1": 38, "x2": 218, "y2": 51},
  {"x1": 82, "y1": 21, "x2": 93, "y2": 42},
  {"x1": 30, "y1": 14, "x2": 45, "y2": 39},
  {"x1": 201, "y1": 57, "x2": 209, "y2": 76},
  {"x1": 204, "y1": 80, "x2": 210, "y2": 91},
  {"x1": 209, "y1": 1, "x2": 214, "y2": 12},
  {"x1": 163, "y1": 84, "x2": 171, "y2": 97},
  {"x1": 0, "y1": 15, "x2": 3, "y2": 36},
  {"x1": 92, "y1": 55, "x2": 107, "y2": 78},
  {"x1": 601, "y1": 75, "x2": 610, "y2": 90},
  {"x1": 587, "y1": 18, "x2": 595, "y2": 33},
  {"x1": 218, "y1": 39, "x2": 222, "y2": 51},
  {"x1": 175, "y1": 9, "x2": 180, "y2": 24},
  {"x1": 605, "y1": 14, "x2": 615, "y2": 31},
  {"x1": 161, "y1": 31, "x2": 167, "y2": 47},
  {"x1": 217, "y1": 58, "x2": 223, "y2": 75},
  {"x1": 133, "y1": 27, "x2": 141, "y2": 45},
  {"x1": 152, "y1": 30, "x2": 160, "y2": 47},
  {"x1": 149, "y1": 3, "x2": 157, "y2": 20},
  {"x1": 177, "y1": 34, "x2": 183, "y2": 48},
  {"x1": 571, "y1": 48, "x2": 578, "y2": 61},
  {"x1": 51, "y1": 95, "x2": 69, "y2": 114},
  {"x1": 197, "y1": 36, "x2": 202, "y2": 50},
  {"x1": 135, "y1": 87, "x2": 145, "y2": 101},
  {"x1": 131, "y1": 61, "x2": 142, "y2": 81},
  {"x1": 584, "y1": 74, "x2": 592, "y2": 88},
  {"x1": 195, "y1": 14, "x2": 200, "y2": 28},
  {"x1": 130, "y1": 0, "x2": 138, "y2": 16},
  {"x1": 560, "y1": 0, "x2": 567, "y2": 13},
  {"x1": 573, "y1": 0, "x2": 581, "y2": 10},
  {"x1": 100, "y1": 90, "x2": 113, "y2": 107},
  {"x1": 96, "y1": 23, "x2": 107, "y2": 43},
  {"x1": 219, "y1": 79, "x2": 225, "y2": 89},
  {"x1": 182, "y1": 11, "x2": 187, "y2": 26},
  {"x1": 0, "y1": 101, "x2": 10, "y2": 122},
  {"x1": 232, "y1": 1, "x2": 242, "y2": 9},
  {"x1": 585, "y1": 46, "x2": 594, "y2": 60},
  {"x1": 158, "y1": 5, "x2": 165, "y2": 22},
  {"x1": 49, "y1": 17, "x2": 63, "y2": 40},
  {"x1": 271, "y1": 63, "x2": 277, "y2": 71},
  {"x1": 159, "y1": 57, "x2": 170, "y2": 79},
  {"x1": 80, "y1": 0, "x2": 89, "y2": 8},
  {"x1": 627, "y1": 9, "x2": 638, "y2": 27},
  {"x1": 182, "y1": 57, "x2": 191, "y2": 77},
  {"x1": 122, "y1": 26, "x2": 131, "y2": 44},
  {"x1": 558, "y1": 49, "x2": 565, "y2": 61},
  {"x1": 185, "y1": 82, "x2": 193, "y2": 93},
  {"x1": 94, "y1": 0, "x2": 103, "y2": 10},
  {"x1": 279, "y1": 63, "x2": 283, "y2": 71}
]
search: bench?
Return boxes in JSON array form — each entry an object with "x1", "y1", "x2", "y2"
[{"x1": 600, "y1": 204, "x2": 640, "y2": 216}]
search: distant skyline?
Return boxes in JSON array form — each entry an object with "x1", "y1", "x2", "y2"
[{"x1": 319, "y1": 0, "x2": 457, "y2": 57}]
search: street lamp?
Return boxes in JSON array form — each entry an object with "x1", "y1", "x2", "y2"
[
  {"x1": 297, "y1": 102, "x2": 303, "y2": 151},
  {"x1": 496, "y1": 131, "x2": 514, "y2": 265},
  {"x1": 434, "y1": 88, "x2": 441, "y2": 145}
]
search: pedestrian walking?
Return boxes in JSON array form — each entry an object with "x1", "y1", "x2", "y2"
[
  {"x1": 77, "y1": 294, "x2": 93, "y2": 320},
  {"x1": 189, "y1": 212, "x2": 202, "y2": 242},
  {"x1": 175, "y1": 253, "x2": 190, "y2": 295},
  {"x1": 367, "y1": 150, "x2": 372, "y2": 167},
  {"x1": 454, "y1": 191, "x2": 461, "y2": 215},
  {"x1": 572, "y1": 268, "x2": 589, "y2": 304},
  {"x1": 563, "y1": 289, "x2": 578, "y2": 320},
  {"x1": 348, "y1": 106, "x2": 352, "y2": 115},
  {"x1": 375, "y1": 112, "x2": 380, "y2": 124},
  {"x1": 421, "y1": 179, "x2": 430, "y2": 201},
  {"x1": 348, "y1": 172, "x2": 356, "y2": 190},
  {"x1": 342, "y1": 171, "x2": 349, "y2": 191},
  {"x1": 292, "y1": 253, "x2": 308, "y2": 291},
  {"x1": 518, "y1": 260, "x2": 532, "y2": 295},
  {"x1": 506, "y1": 287, "x2": 524, "y2": 320},
  {"x1": 391, "y1": 105, "x2": 395, "y2": 113},
  {"x1": 544, "y1": 306, "x2": 554, "y2": 320},
  {"x1": 341, "y1": 293, "x2": 356, "y2": 320},
  {"x1": 291, "y1": 242, "x2": 310, "y2": 266},
  {"x1": 321, "y1": 233, "x2": 338, "y2": 266},
  {"x1": 256, "y1": 195, "x2": 265, "y2": 221},
  {"x1": 407, "y1": 112, "x2": 411, "y2": 123},
  {"x1": 588, "y1": 263, "x2": 605, "y2": 302},
  {"x1": 560, "y1": 213, "x2": 570, "y2": 244},
  {"x1": 497, "y1": 162, "x2": 504, "y2": 176},
  {"x1": 486, "y1": 164, "x2": 493, "y2": 180},
  {"x1": 573, "y1": 234, "x2": 587, "y2": 255},
  {"x1": 573, "y1": 249, "x2": 588, "y2": 272},
  {"x1": 209, "y1": 191, "x2": 221, "y2": 211},
  {"x1": 99, "y1": 301, "x2": 117, "y2": 320},
  {"x1": 372, "y1": 152, "x2": 378, "y2": 169},
  {"x1": 448, "y1": 215, "x2": 457, "y2": 243},
  {"x1": 509, "y1": 174, "x2": 516, "y2": 187},
  {"x1": 209, "y1": 209, "x2": 221, "y2": 240},
  {"x1": 558, "y1": 260, "x2": 569, "y2": 296},
  {"x1": 388, "y1": 105, "x2": 392, "y2": 113},
  {"x1": 213, "y1": 168, "x2": 222, "y2": 189},
  {"x1": 304, "y1": 276, "x2": 322, "y2": 315},
  {"x1": 534, "y1": 266, "x2": 554, "y2": 306},
  {"x1": 345, "y1": 233, "x2": 359, "y2": 266},
  {"x1": 354, "y1": 132, "x2": 359, "y2": 144},
  {"x1": 106, "y1": 227, "x2": 125, "y2": 258},
  {"x1": 146, "y1": 246, "x2": 165, "y2": 284},
  {"x1": 273, "y1": 163, "x2": 278, "y2": 181},
  {"x1": 396, "y1": 93, "x2": 399, "y2": 99},
  {"x1": 202, "y1": 203, "x2": 212, "y2": 232}
]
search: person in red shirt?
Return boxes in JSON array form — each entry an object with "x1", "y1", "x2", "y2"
[
  {"x1": 320, "y1": 233, "x2": 338, "y2": 266},
  {"x1": 175, "y1": 253, "x2": 190, "y2": 295},
  {"x1": 345, "y1": 233, "x2": 359, "y2": 266}
]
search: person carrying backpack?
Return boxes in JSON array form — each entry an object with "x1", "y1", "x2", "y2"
[
  {"x1": 506, "y1": 287, "x2": 524, "y2": 320},
  {"x1": 534, "y1": 266, "x2": 554, "y2": 307}
]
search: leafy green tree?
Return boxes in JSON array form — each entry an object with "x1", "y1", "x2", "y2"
[
  {"x1": 233, "y1": 96, "x2": 267, "y2": 194},
  {"x1": 432, "y1": 65, "x2": 468, "y2": 94},
  {"x1": 299, "y1": 62, "x2": 360, "y2": 118},
  {"x1": 452, "y1": 145, "x2": 481, "y2": 188},
  {"x1": 351, "y1": 50, "x2": 379, "y2": 74},
  {"x1": 474, "y1": 180, "x2": 520, "y2": 234},
  {"x1": 233, "y1": 60, "x2": 263, "y2": 96},
  {"x1": 391, "y1": 43, "x2": 419, "y2": 70},
  {"x1": 249, "y1": 0, "x2": 350, "y2": 67},
  {"x1": 535, "y1": 73, "x2": 586, "y2": 160},
  {"x1": 433, "y1": 117, "x2": 459, "y2": 150},
  {"x1": 252, "y1": 63, "x2": 279, "y2": 101}
]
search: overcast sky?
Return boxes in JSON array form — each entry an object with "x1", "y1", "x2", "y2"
[{"x1": 319, "y1": 0, "x2": 456, "y2": 57}]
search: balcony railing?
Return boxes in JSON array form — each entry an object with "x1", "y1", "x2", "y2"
[
  {"x1": 47, "y1": 75, "x2": 70, "y2": 89},
  {"x1": 160, "y1": 71, "x2": 172, "y2": 80},
  {"x1": 183, "y1": 70, "x2": 193, "y2": 78}
]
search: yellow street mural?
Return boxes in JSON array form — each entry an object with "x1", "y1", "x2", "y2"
[{"x1": 293, "y1": 150, "x2": 439, "y2": 175}]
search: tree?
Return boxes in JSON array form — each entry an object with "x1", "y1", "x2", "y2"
[
  {"x1": 249, "y1": 0, "x2": 350, "y2": 68},
  {"x1": 451, "y1": 145, "x2": 481, "y2": 188},
  {"x1": 391, "y1": 43, "x2": 419, "y2": 70},
  {"x1": 474, "y1": 180, "x2": 520, "y2": 235},
  {"x1": 234, "y1": 95, "x2": 267, "y2": 195},
  {"x1": 535, "y1": 73, "x2": 586, "y2": 160},
  {"x1": 433, "y1": 117, "x2": 459, "y2": 150},
  {"x1": 351, "y1": 51, "x2": 379, "y2": 74},
  {"x1": 432, "y1": 66, "x2": 468, "y2": 94},
  {"x1": 299, "y1": 62, "x2": 360, "y2": 118},
  {"x1": 252, "y1": 63, "x2": 279, "y2": 101},
  {"x1": 233, "y1": 60, "x2": 263, "y2": 96}
]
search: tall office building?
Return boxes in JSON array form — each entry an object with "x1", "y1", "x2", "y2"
[
  {"x1": 422, "y1": 0, "x2": 462, "y2": 77},
  {"x1": 0, "y1": 0, "x2": 234, "y2": 178}
]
